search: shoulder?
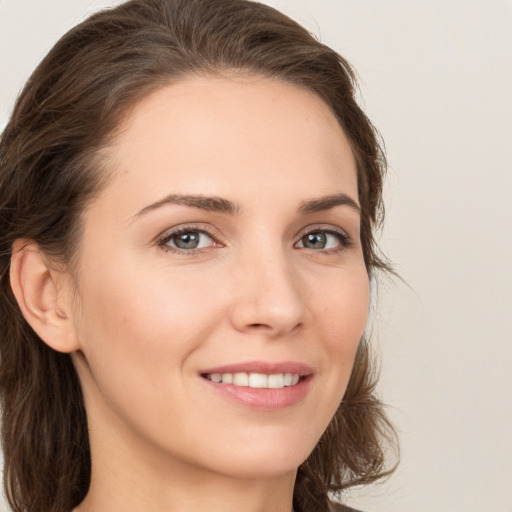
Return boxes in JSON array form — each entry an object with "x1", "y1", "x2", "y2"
[{"x1": 329, "y1": 502, "x2": 364, "y2": 512}]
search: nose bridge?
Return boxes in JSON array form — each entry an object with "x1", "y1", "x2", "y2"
[{"x1": 229, "y1": 238, "x2": 306, "y2": 336}]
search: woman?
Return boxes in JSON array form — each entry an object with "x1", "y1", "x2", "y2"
[{"x1": 0, "y1": 1, "x2": 396, "y2": 511}]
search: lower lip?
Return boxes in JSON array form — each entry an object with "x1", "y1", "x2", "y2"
[{"x1": 201, "y1": 376, "x2": 313, "y2": 410}]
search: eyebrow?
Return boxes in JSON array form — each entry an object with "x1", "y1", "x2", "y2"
[
  {"x1": 134, "y1": 192, "x2": 360, "y2": 219},
  {"x1": 297, "y1": 193, "x2": 360, "y2": 215},
  {"x1": 134, "y1": 194, "x2": 240, "y2": 218}
]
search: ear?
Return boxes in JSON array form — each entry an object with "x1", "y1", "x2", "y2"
[{"x1": 9, "y1": 239, "x2": 80, "y2": 353}]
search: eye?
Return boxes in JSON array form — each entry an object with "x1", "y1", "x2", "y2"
[
  {"x1": 295, "y1": 229, "x2": 351, "y2": 252},
  {"x1": 160, "y1": 228, "x2": 216, "y2": 252}
]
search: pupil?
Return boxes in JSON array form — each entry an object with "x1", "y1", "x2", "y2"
[
  {"x1": 305, "y1": 233, "x2": 326, "y2": 249},
  {"x1": 175, "y1": 232, "x2": 199, "y2": 249}
]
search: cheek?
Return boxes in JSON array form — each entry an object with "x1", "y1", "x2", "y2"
[
  {"x1": 76, "y1": 260, "x2": 212, "y2": 372},
  {"x1": 72, "y1": 261, "x2": 226, "y2": 450},
  {"x1": 310, "y1": 265, "x2": 370, "y2": 394},
  {"x1": 316, "y1": 267, "x2": 369, "y2": 347}
]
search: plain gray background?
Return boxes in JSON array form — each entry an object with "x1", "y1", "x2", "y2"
[{"x1": 1, "y1": 1, "x2": 511, "y2": 511}]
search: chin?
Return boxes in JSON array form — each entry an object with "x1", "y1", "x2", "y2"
[{"x1": 198, "y1": 429, "x2": 319, "y2": 480}]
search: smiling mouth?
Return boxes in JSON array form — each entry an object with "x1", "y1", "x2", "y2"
[
  {"x1": 202, "y1": 372, "x2": 303, "y2": 389},
  {"x1": 200, "y1": 363, "x2": 314, "y2": 409}
]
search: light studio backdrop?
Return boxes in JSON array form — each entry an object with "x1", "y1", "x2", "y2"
[{"x1": 1, "y1": 1, "x2": 511, "y2": 511}]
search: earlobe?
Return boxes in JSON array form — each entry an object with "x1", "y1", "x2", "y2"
[{"x1": 9, "y1": 239, "x2": 80, "y2": 353}]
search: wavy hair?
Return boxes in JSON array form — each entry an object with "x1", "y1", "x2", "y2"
[{"x1": 0, "y1": 1, "x2": 397, "y2": 511}]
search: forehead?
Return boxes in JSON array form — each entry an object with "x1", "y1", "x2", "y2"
[{"x1": 96, "y1": 74, "x2": 358, "y2": 216}]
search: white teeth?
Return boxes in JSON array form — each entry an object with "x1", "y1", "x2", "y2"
[
  {"x1": 267, "y1": 373, "x2": 284, "y2": 388},
  {"x1": 283, "y1": 373, "x2": 293, "y2": 386},
  {"x1": 205, "y1": 372, "x2": 301, "y2": 388},
  {"x1": 233, "y1": 372, "x2": 249, "y2": 386},
  {"x1": 248, "y1": 373, "x2": 268, "y2": 388}
]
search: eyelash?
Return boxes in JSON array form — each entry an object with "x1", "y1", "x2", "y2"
[
  {"x1": 157, "y1": 224, "x2": 353, "y2": 256},
  {"x1": 158, "y1": 225, "x2": 219, "y2": 255}
]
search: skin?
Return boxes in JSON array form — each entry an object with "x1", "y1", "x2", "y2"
[{"x1": 12, "y1": 75, "x2": 370, "y2": 512}]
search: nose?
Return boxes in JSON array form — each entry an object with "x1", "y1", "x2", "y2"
[{"x1": 228, "y1": 249, "x2": 308, "y2": 337}]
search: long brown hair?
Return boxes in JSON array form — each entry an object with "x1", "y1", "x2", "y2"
[{"x1": 0, "y1": 1, "x2": 397, "y2": 511}]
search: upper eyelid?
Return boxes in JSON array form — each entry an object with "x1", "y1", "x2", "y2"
[
  {"x1": 295, "y1": 223, "x2": 351, "y2": 241},
  {"x1": 157, "y1": 223, "x2": 220, "y2": 243},
  {"x1": 158, "y1": 222, "x2": 349, "y2": 237}
]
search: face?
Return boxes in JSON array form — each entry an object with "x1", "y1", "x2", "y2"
[{"x1": 69, "y1": 75, "x2": 369, "y2": 481}]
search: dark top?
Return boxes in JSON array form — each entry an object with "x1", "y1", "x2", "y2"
[{"x1": 330, "y1": 503, "x2": 362, "y2": 512}]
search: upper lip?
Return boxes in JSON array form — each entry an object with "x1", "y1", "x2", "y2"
[{"x1": 200, "y1": 361, "x2": 314, "y2": 376}]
